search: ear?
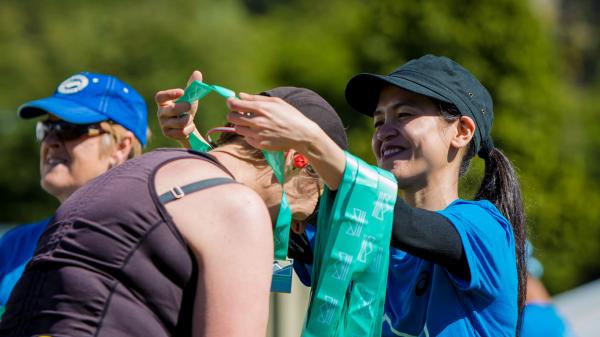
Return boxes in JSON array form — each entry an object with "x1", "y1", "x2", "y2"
[
  {"x1": 451, "y1": 116, "x2": 475, "y2": 150},
  {"x1": 110, "y1": 131, "x2": 134, "y2": 166},
  {"x1": 284, "y1": 149, "x2": 294, "y2": 166},
  {"x1": 284, "y1": 149, "x2": 309, "y2": 170}
]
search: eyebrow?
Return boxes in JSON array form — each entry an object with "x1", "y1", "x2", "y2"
[{"x1": 373, "y1": 101, "x2": 418, "y2": 117}]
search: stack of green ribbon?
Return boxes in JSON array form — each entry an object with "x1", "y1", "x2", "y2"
[{"x1": 302, "y1": 152, "x2": 397, "y2": 337}]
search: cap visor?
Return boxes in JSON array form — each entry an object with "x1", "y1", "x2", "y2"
[
  {"x1": 345, "y1": 73, "x2": 451, "y2": 116},
  {"x1": 18, "y1": 97, "x2": 108, "y2": 124}
]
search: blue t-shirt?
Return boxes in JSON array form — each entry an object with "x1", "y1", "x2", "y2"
[
  {"x1": 294, "y1": 199, "x2": 518, "y2": 337},
  {"x1": 520, "y1": 303, "x2": 576, "y2": 337},
  {"x1": 0, "y1": 218, "x2": 51, "y2": 305}
]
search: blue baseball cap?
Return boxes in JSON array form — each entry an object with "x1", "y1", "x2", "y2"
[{"x1": 18, "y1": 72, "x2": 148, "y2": 146}]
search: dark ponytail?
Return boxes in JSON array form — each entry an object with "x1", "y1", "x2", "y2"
[
  {"x1": 475, "y1": 148, "x2": 527, "y2": 337},
  {"x1": 439, "y1": 101, "x2": 527, "y2": 336}
]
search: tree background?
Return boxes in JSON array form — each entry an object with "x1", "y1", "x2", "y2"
[{"x1": 1, "y1": 0, "x2": 598, "y2": 295}]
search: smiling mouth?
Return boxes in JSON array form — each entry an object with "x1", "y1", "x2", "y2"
[
  {"x1": 380, "y1": 146, "x2": 408, "y2": 161},
  {"x1": 45, "y1": 158, "x2": 67, "y2": 167}
]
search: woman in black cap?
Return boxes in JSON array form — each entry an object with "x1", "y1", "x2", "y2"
[{"x1": 226, "y1": 55, "x2": 526, "y2": 337}]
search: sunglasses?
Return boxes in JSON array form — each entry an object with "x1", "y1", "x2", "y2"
[{"x1": 36, "y1": 120, "x2": 108, "y2": 142}]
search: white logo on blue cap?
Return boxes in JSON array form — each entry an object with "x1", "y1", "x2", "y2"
[{"x1": 57, "y1": 74, "x2": 89, "y2": 94}]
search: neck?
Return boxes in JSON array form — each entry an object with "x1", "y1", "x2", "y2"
[
  {"x1": 209, "y1": 143, "x2": 280, "y2": 221},
  {"x1": 210, "y1": 144, "x2": 262, "y2": 188},
  {"x1": 402, "y1": 168, "x2": 459, "y2": 211}
]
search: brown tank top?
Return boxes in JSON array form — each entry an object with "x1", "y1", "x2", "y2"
[{"x1": 0, "y1": 148, "x2": 235, "y2": 337}]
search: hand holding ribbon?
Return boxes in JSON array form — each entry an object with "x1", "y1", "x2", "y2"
[{"x1": 155, "y1": 71, "x2": 207, "y2": 149}]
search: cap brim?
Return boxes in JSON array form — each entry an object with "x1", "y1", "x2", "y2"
[
  {"x1": 345, "y1": 73, "x2": 452, "y2": 116},
  {"x1": 18, "y1": 97, "x2": 108, "y2": 124}
]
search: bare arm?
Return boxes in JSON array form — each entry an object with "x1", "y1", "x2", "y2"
[
  {"x1": 226, "y1": 93, "x2": 346, "y2": 190},
  {"x1": 296, "y1": 124, "x2": 346, "y2": 190},
  {"x1": 155, "y1": 160, "x2": 273, "y2": 337}
]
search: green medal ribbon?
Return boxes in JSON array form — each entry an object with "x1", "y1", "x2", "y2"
[
  {"x1": 177, "y1": 81, "x2": 292, "y2": 261},
  {"x1": 177, "y1": 80, "x2": 236, "y2": 153},
  {"x1": 302, "y1": 152, "x2": 397, "y2": 337},
  {"x1": 262, "y1": 150, "x2": 292, "y2": 260},
  {"x1": 178, "y1": 80, "x2": 237, "y2": 102},
  {"x1": 188, "y1": 133, "x2": 212, "y2": 152}
]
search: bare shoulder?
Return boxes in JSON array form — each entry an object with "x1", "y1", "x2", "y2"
[
  {"x1": 218, "y1": 183, "x2": 271, "y2": 222},
  {"x1": 203, "y1": 183, "x2": 272, "y2": 239},
  {"x1": 153, "y1": 157, "x2": 232, "y2": 197},
  {"x1": 154, "y1": 158, "x2": 272, "y2": 254}
]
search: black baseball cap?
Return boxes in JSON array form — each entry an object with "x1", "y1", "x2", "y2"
[
  {"x1": 262, "y1": 87, "x2": 348, "y2": 151},
  {"x1": 345, "y1": 54, "x2": 494, "y2": 158}
]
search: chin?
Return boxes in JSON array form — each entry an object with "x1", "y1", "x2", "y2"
[
  {"x1": 379, "y1": 160, "x2": 406, "y2": 176},
  {"x1": 41, "y1": 176, "x2": 74, "y2": 200},
  {"x1": 390, "y1": 170, "x2": 408, "y2": 182},
  {"x1": 41, "y1": 181, "x2": 62, "y2": 197},
  {"x1": 388, "y1": 165, "x2": 420, "y2": 188}
]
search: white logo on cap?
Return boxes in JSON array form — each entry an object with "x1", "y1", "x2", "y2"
[{"x1": 57, "y1": 74, "x2": 89, "y2": 94}]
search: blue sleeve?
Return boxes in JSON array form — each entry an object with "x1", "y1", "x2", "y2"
[
  {"x1": 0, "y1": 218, "x2": 50, "y2": 305},
  {"x1": 437, "y1": 200, "x2": 516, "y2": 299},
  {"x1": 292, "y1": 224, "x2": 316, "y2": 287}
]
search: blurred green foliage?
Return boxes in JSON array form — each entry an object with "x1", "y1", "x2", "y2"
[{"x1": 0, "y1": 0, "x2": 598, "y2": 294}]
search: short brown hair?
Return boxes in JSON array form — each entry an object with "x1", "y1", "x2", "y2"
[{"x1": 99, "y1": 121, "x2": 149, "y2": 159}]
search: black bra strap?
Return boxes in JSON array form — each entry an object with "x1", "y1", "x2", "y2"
[{"x1": 159, "y1": 177, "x2": 237, "y2": 204}]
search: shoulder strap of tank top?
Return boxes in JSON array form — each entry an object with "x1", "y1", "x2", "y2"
[{"x1": 159, "y1": 177, "x2": 237, "y2": 204}]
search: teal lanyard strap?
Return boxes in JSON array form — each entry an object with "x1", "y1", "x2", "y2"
[
  {"x1": 303, "y1": 152, "x2": 397, "y2": 337},
  {"x1": 177, "y1": 80, "x2": 236, "y2": 153},
  {"x1": 262, "y1": 150, "x2": 292, "y2": 260},
  {"x1": 189, "y1": 133, "x2": 212, "y2": 152},
  {"x1": 178, "y1": 80, "x2": 236, "y2": 102},
  {"x1": 177, "y1": 81, "x2": 292, "y2": 260}
]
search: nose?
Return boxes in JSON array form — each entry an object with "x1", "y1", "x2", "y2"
[
  {"x1": 42, "y1": 130, "x2": 61, "y2": 148},
  {"x1": 375, "y1": 121, "x2": 399, "y2": 142}
]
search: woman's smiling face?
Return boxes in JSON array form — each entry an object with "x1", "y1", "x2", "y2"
[
  {"x1": 372, "y1": 85, "x2": 458, "y2": 189},
  {"x1": 40, "y1": 115, "x2": 113, "y2": 202}
]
